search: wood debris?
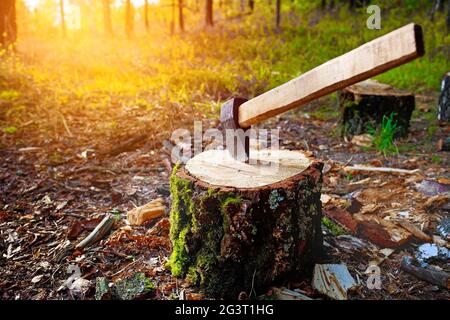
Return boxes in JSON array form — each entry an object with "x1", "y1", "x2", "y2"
[
  {"x1": 401, "y1": 256, "x2": 450, "y2": 289},
  {"x1": 271, "y1": 287, "x2": 313, "y2": 300},
  {"x1": 345, "y1": 165, "x2": 420, "y2": 174},
  {"x1": 75, "y1": 214, "x2": 116, "y2": 250},
  {"x1": 312, "y1": 264, "x2": 357, "y2": 300},
  {"x1": 127, "y1": 198, "x2": 166, "y2": 226}
]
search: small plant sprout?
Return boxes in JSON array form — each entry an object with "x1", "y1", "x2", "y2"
[{"x1": 368, "y1": 112, "x2": 400, "y2": 157}]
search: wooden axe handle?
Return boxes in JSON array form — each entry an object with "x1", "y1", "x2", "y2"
[{"x1": 238, "y1": 23, "x2": 424, "y2": 128}]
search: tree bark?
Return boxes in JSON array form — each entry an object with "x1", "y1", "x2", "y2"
[
  {"x1": 167, "y1": 150, "x2": 324, "y2": 298},
  {"x1": 0, "y1": 0, "x2": 17, "y2": 48},
  {"x1": 144, "y1": 0, "x2": 149, "y2": 32},
  {"x1": 102, "y1": 0, "x2": 113, "y2": 35},
  {"x1": 170, "y1": 0, "x2": 175, "y2": 34},
  {"x1": 339, "y1": 80, "x2": 415, "y2": 137},
  {"x1": 59, "y1": 0, "x2": 66, "y2": 37},
  {"x1": 178, "y1": 0, "x2": 184, "y2": 32},
  {"x1": 349, "y1": 0, "x2": 355, "y2": 12},
  {"x1": 205, "y1": 0, "x2": 214, "y2": 26},
  {"x1": 248, "y1": 0, "x2": 254, "y2": 12},
  {"x1": 125, "y1": 0, "x2": 134, "y2": 38},
  {"x1": 276, "y1": 0, "x2": 281, "y2": 28},
  {"x1": 438, "y1": 73, "x2": 450, "y2": 122}
]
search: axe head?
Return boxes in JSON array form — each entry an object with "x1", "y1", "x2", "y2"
[{"x1": 219, "y1": 98, "x2": 250, "y2": 162}]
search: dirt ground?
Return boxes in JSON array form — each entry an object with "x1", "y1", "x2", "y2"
[{"x1": 0, "y1": 89, "x2": 449, "y2": 300}]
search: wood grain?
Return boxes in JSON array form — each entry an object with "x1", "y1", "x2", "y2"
[
  {"x1": 238, "y1": 23, "x2": 424, "y2": 128},
  {"x1": 185, "y1": 149, "x2": 312, "y2": 188}
]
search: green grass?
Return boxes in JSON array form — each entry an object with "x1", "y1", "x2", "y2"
[
  {"x1": 0, "y1": 90, "x2": 20, "y2": 101},
  {"x1": 322, "y1": 216, "x2": 347, "y2": 236},
  {"x1": 310, "y1": 102, "x2": 340, "y2": 121},
  {"x1": 431, "y1": 155, "x2": 442, "y2": 164},
  {"x1": 1, "y1": 2, "x2": 448, "y2": 144},
  {"x1": 368, "y1": 113, "x2": 399, "y2": 156},
  {"x1": 3, "y1": 126, "x2": 18, "y2": 134}
]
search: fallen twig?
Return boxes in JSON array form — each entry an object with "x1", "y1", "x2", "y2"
[
  {"x1": 344, "y1": 165, "x2": 420, "y2": 175},
  {"x1": 100, "y1": 134, "x2": 149, "y2": 157},
  {"x1": 75, "y1": 214, "x2": 116, "y2": 250},
  {"x1": 60, "y1": 113, "x2": 74, "y2": 138},
  {"x1": 110, "y1": 256, "x2": 144, "y2": 278},
  {"x1": 396, "y1": 220, "x2": 433, "y2": 243},
  {"x1": 74, "y1": 165, "x2": 158, "y2": 175}
]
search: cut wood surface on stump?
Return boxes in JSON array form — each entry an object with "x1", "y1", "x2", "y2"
[{"x1": 167, "y1": 149, "x2": 324, "y2": 298}]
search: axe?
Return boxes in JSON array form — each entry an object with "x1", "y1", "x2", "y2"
[{"x1": 220, "y1": 23, "x2": 424, "y2": 161}]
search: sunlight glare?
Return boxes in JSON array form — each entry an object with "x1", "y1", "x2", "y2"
[{"x1": 23, "y1": 0, "x2": 40, "y2": 11}]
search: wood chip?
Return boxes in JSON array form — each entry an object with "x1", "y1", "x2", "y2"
[{"x1": 127, "y1": 198, "x2": 166, "y2": 226}]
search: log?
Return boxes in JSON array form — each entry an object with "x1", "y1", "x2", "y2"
[
  {"x1": 401, "y1": 256, "x2": 450, "y2": 289},
  {"x1": 167, "y1": 149, "x2": 324, "y2": 298},
  {"x1": 339, "y1": 79, "x2": 415, "y2": 137},
  {"x1": 438, "y1": 72, "x2": 450, "y2": 122}
]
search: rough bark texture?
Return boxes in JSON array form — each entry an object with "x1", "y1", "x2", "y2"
[
  {"x1": 167, "y1": 160, "x2": 324, "y2": 299},
  {"x1": 438, "y1": 73, "x2": 450, "y2": 122},
  {"x1": 339, "y1": 80, "x2": 415, "y2": 137}
]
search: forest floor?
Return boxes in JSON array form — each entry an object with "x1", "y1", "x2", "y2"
[
  {"x1": 0, "y1": 7, "x2": 449, "y2": 300},
  {"x1": 0, "y1": 89, "x2": 449, "y2": 300}
]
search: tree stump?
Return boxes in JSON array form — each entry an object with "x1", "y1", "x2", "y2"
[
  {"x1": 339, "y1": 79, "x2": 415, "y2": 137},
  {"x1": 438, "y1": 72, "x2": 450, "y2": 122},
  {"x1": 167, "y1": 149, "x2": 323, "y2": 298}
]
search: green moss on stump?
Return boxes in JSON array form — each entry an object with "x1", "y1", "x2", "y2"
[{"x1": 167, "y1": 164, "x2": 324, "y2": 298}]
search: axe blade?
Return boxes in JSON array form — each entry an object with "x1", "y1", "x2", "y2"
[{"x1": 219, "y1": 98, "x2": 250, "y2": 161}]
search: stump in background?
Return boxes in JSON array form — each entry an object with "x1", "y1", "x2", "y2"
[
  {"x1": 167, "y1": 149, "x2": 323, "y2": 298},
  {"x1": 438, "y1": 72, "x2": 450, "y2": 122},
  {"x1": 339, "y1": 80, "x2": 415, "y2": 137}
]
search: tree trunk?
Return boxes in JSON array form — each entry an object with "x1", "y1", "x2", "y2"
[
  {"x1": 102, "y1": 0, "x2": 113, "y2": 35},
  {"x1": 178, "y1": 0, "x2": 184, "y2": 32},
  {"x1": 447, "y1": 0, "x2": 450, "y2": 32},
  {"x1": 437, "y1": 0, "x2": 445, "y2": 12},
  {"x1": 60, "y1": 0, "x2": 66, "y2": 37},
  {"x1": 144, "y1": 0, "x2": 149, "y2": 32},
  {"x1": 0, "y1": 0, "x2": 17, "y2": 48},
  {"x1": 438, "y1": 72, "x2": 450, "y2": 122},
  {"x1": 339, "y1": 80, "x2": 415, "y2": 138},
  {"x1": 205, "y1": 0, "x2": 214, "y2": 26},
  {"x1": 349, "y1": 0, "x2": 355, "y2": 12},
  {"x1": 276, "y1": 0, "x2": 281, "y2": 28},
  {"x1": 125, "y1": 0, "x2": 134, "y2": 38},
  {"x1": 430, "y1": 0, "x2": 441, "y2": 21},
  {"x1": 248, "y1": 0, "x2": 254, "y2": 12},
  {"x1": 322, "y1": 0, "x2": 336, "y2": 11},
  {"x1": 167, "y1": 149, "x2": 324, "y2": 298},
  {"x1": 170, "y1": 0, "x2": 175, "y2": 34}
]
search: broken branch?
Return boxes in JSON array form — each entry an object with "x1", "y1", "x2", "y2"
[
  {"x1": 401, "y1": 256, "x2": 450, "y2": 289},
  {"x1": 344, "y1": 165, "x2": 420, "y2": 175},
  {"x1": 75, "y1": 214, "x2": 115, "y2": 250}
]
